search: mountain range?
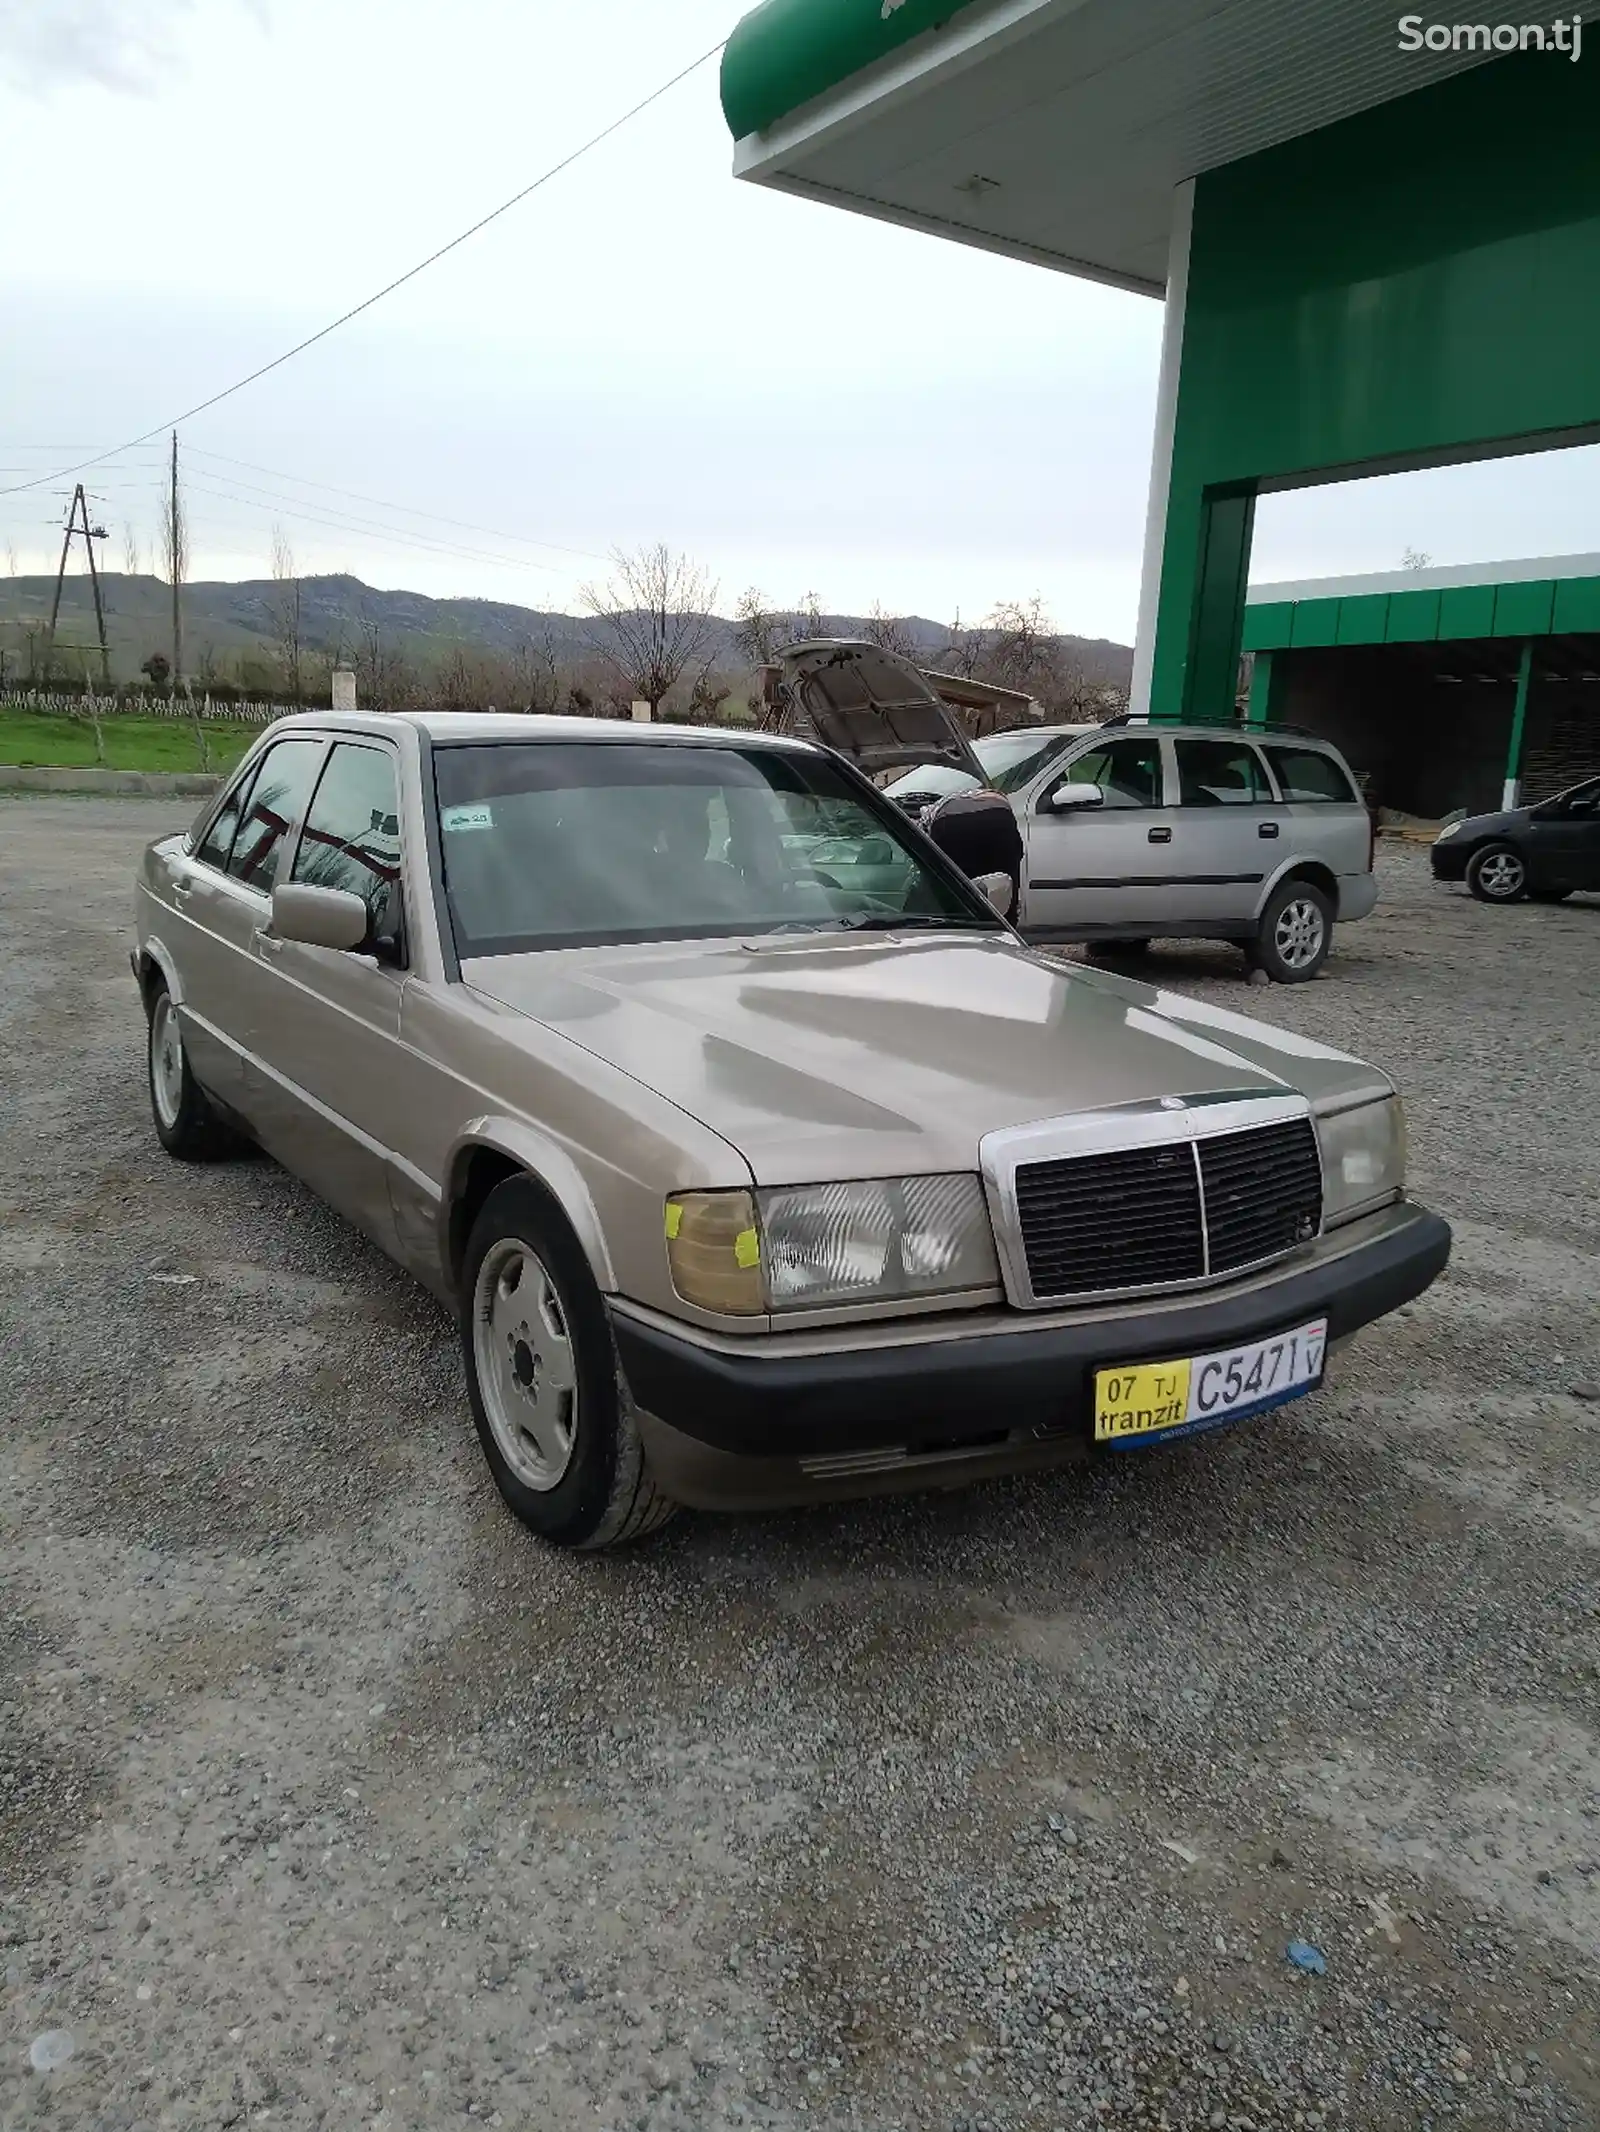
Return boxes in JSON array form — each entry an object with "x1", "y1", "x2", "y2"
[{"x1": 0, "y1": 572, "x2": 1133, "y2": 693}]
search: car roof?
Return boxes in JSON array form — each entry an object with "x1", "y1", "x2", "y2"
[
  {"x1": 254, "y1": 709, "x2": 817, "y2": 751},
  {"x1": 978, "y1": 722, "x2": 1096, "y2": 742},
  {"x1": 1104, "y1": 717, "x2": 1346, "y2": 749}
]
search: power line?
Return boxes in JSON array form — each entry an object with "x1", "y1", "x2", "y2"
[
  {"x1": 0, "y1": 448, "x2": 609, "y2": 564},
  {"x1": 0, "y1": 38, "x2": 724, "y2": 502},
  {"x1": 180, "y1": 472, "x2": 566, "y2": 577},
  {"x1": 182, "y1": 446, "x2": 610, "y2": 563}
]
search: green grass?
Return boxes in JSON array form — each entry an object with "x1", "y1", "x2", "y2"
[{"x1": 0, "y1": 712, "x2": 261, "y2": 774}]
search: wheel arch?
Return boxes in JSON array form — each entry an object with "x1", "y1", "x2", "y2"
[
  {"x1": 135, "y1": 934, "x2": 183, "y2": 1010},
  {"x1": 1256, "y1": 857, "x2": 1339, "y2": 917},
  {"x1": 442, "y1": 1119, "x2": 618, "y2": 1298}
]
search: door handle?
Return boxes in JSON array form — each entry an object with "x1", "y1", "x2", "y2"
[
  {"x1": 253, "y1": 930, "x2": 284, "y2": 957},
  {"x1": 1259, "y1": 821, "x2": 1280, "y2": 839},
  {"x1": 1148, "y1": 826, "x2": 1173, "y2": 844}
]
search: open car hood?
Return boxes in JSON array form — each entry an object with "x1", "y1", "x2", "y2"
[{"x1": 774, "y1": 639, "x2": 989, "y2": 785}]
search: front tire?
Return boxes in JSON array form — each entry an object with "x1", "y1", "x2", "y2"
[
  {"x1": 1466, "y1": 842, "x2": 1527, "y2": 903},
  {"x1": 145, "y1": 977, "x2": 236, "y2": 1159},
  {"x1": 461, "y1": 1177, "x2": 678, "y2": 1550},
  {"x1": 1247, "y1": 879, "x2": 1333, "y2": 984}
]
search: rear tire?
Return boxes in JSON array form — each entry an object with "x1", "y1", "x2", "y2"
[
  {"x1": 1465, "y1": 842, "x2": 1527, "y2": 903},
  {"x1": 460, "y1": 1177, "x2": 679, "y2": 1550},
  {"x1": 145, "y1": 976, "x2": 237, "y2": 1160},
  {"x1": 1247, "y1": 879, "x2": 1332, "y2": 984}
]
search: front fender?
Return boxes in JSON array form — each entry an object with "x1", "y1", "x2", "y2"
[{"x1": 441, "y1": 1115, "x2": 620, "y2": 1293}]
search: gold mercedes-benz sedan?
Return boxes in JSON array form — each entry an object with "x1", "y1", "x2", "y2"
[{"x1": 132, "y1": 651, "x2": 1449, "y2": 1549}]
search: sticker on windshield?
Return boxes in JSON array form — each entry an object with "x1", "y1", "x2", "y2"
[{"x1": 442, "y1": 803, "x2": 493, "y2": 833}]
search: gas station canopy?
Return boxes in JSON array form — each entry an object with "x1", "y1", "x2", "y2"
[{"x1": 722, "y1": 0, "x2": 1496, "y2": 294}]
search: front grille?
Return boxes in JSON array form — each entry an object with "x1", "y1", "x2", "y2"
[
  {"x1": 1199, "y1": 1118, "x2": 1323, "y2": 1273},
  {"x1": 1015, "y1": 1143, "x2": 1205, "y2": 1298},
  {"x1": 1014, "y1": 1116, "x2": 1322, "y2": 1301}
]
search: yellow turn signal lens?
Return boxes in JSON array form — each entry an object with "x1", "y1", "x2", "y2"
[{"x1": 665, "y1": 1190, "x2": 764, "y2": 1315}]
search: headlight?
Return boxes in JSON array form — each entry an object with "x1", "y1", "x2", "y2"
[
  {"x1": 1433, "y1": 819, "x2": 1463, "y2": 842},
  {"x1": 1317, "y1": 1097, "x2": 1406, "y2": 1227},
  {"x1": 666, "y1": 1175, "x2": 999, "y2": 1314}
]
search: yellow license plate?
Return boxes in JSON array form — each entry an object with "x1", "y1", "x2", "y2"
[{"x1": 1094, "y1": 1318, "x2": 1327, "y2": 1447}]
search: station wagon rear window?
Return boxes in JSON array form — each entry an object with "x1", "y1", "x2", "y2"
[
  {"x1": 1264, "y1": 746, "x2": 1359, "y2": 804},
  {"x1": 432, "y1": 741, "x2": 994, "y2": 956}
]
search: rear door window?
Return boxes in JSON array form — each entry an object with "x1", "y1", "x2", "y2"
[
  {"x1": 1264, "y1": 746, "x2": 1358, "y2": 804},
  {"x1": 1175, "y1": 738, "x2": 1272, "y2": 807},
  {"x1": 1061, "y1": 736, "x2": 1163, "y2": 808},
  {"x1": 227, "y1": 737, "x2": 326, "y2": 894}
]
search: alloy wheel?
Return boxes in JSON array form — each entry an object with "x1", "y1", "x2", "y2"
[
  {"x1": 150, "y1": 992, "x2": 186, "y2": 1129},
  {"x1": 472, "y1": 1239, "x2": 579, "y2": 1491},
  {"x1": 1476, "y1": 849, "x2": 1525, "y2": 899},
  {"x1": 1273, "y1": 896, "x2": 1326, "y2": 972}
]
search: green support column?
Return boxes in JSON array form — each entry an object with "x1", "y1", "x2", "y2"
[
  {"x1": 1149, "y1": 483, "x2": 1258, "y2": 723},
  {"x1": 1503, "y1": 638, "x2": 1533, "y2": 808},
  {"x1": 1245, "y1": 647, "x2": 1283, "y2": 726}
]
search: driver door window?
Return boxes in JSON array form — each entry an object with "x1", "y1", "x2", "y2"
[
  {"x1": 1058, "y1": 737, "x2": 1163, "y2": 809},
  {"x1": 227, "y1": 738, "x2": 326, "y2": 894},
  {"x1": 290, "y1": 742, "x2": 405, "y2": 949}
]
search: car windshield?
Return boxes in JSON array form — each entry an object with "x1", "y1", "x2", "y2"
[
  {"x1": 977, "y1": 729, "x2": 1080, "y2": 794},
  {"x1": 433, "y1": 740, "x2": 998, "y2": 956}
]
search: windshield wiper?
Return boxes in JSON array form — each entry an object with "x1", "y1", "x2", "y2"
[{"x1": 836, "y1": 913, "x2": 998, "y2": 933}]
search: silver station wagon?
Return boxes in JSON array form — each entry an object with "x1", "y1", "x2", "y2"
[{"x1": 133, "y1": 703, "x2": 1450, "y2": 1549}]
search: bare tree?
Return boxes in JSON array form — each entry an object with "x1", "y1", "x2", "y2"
[
  {"x1": 864, "y1": 602, "x2": 916, "y2": 658},
  {"x1": 581, "y1": 543, "x2": 719, "y2": 717},
  {"x1": 509, "y1": 628, "x2": 565, "y2": 712},
  {"x1": 269, "y1": 525, "x2": 304, "y2": 702},
  {"x1": 355, "y1": 609, "x2": 416, "y2": 709},
  {"x1": 1401, "y1": 546, "x2": 1432, "y2": 571},
  {"x1": 734, "y1": 587, "x2": 784, "y2": 666},
  {"x1": 122, "y1": 525, "x2": 142, "y2": 575},
  {"x1": 4, "y1": 538, "x2": 18, "y2": 577}
]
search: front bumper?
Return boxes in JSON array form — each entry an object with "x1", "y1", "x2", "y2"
[
  {"x1": 610, "y1": 1201, "x2": 1451, "y2": 1510},
  {"x1": 1430, "y1": 840, "x2": 1469, "y2": 882}
]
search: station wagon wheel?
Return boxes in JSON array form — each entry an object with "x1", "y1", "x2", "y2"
[
  {"x1": 1247, "y1": 878, "x2": 1333, "y2": 985},
  {"x1": 143, "y1": 972, "x2": 236, "y2": 1160},
  {"x1": 1466, "y1": 842, "x2": 1527, "y2": 903},
  {"x1": 460, "y1": 1177, "x2": 679, "y2": 1550},
  {"x1": 472, "y1": 1239, "x2": 579, "y2": 1491}
]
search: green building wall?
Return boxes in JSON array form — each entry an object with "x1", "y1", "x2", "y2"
[{"x1": 1150, "y1": 54, "x2": 1600, "y2": 723}]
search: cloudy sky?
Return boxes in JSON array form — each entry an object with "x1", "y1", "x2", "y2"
[{"x1": 3, "y1": 0, "x2": 1598, "y2": 643}]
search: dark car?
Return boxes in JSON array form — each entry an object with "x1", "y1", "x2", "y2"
[{"x1": 1430, "y1": 773, "x2": 1600, "y2": 903}]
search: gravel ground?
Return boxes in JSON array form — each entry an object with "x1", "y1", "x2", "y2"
[{"x1": 1, "y1": 797, "x2": 1597, "y2": 2132}]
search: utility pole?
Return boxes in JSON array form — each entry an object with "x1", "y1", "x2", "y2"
[
  {"x1": 42, "y1": 484, "x2": 112, "y2": 687},
  {"x1": 168, "y1": 431, "x2": 184, "y2": 689}
]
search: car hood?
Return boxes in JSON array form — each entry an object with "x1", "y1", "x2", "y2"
[
  {"x1": 463, "y1": 935, "x2": 1392, "y2": 1185},
  {"x1": 1448, "y1": 808, "x2": 1527, "y2": 837},
  {"x1": 774, "y1": 639, "x2": 989, "y2": 785}
]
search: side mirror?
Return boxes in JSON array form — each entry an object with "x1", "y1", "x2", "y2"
[
  {"x1": 271, "y1": 882, "x2": 370, "y2": 952},
  {"x1": 1045, "y1": 780, "x2": 1105, "y2": 812},
  {"x1": 973, "y1": 871, "x2": 1014, "y2": 914}
]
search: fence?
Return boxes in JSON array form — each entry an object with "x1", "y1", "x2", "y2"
[{"x1": 1, "y1": 689, "x2": 287, "y2": 724}]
